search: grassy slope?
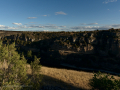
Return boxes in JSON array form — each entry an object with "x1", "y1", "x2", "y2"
[
  {"x1": 0, "y1": 61, "x2": 120, "y2": 90},
  {"x1": 26, "y1": 64, "x2": 120, "y2": 90}
]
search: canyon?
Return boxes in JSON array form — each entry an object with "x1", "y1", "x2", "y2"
[{"x1": 0, "y1": 29, "x2": 120, "y2": 75}]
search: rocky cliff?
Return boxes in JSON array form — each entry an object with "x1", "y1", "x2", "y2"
[
  {"x1": 1, "y1": 29, "x2": 120, "y2": 58},
  {"x1": 56, "y1": 29, "x2": 120, "y2": 57}
]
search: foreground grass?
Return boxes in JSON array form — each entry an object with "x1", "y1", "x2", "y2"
[
  {"x1": 25, "y1": 64, "x2": 120, "y2": 90},
  {"x1": 1, "y1": 61, "x2": 120, "y2": 90}
]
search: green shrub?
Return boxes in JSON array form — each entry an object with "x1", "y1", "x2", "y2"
[
  {"x1": 27, "y1": 50, "x2": 32, "y2": 58},
  {"x1": 59, "y1": 41, "x2": 64, "y2": 46},
  {"x1": 66, "y1": 40, "x2": 70, "y2": 44},
  {"x1": 89, "y1": 71, "x2": 120, "y2": 90},
  {"x1": 0, "y1": 40, "x2": 43, "y2": 90},
  {"x1": 20, "y1": 40, "x2": 24, "y2": 45}
]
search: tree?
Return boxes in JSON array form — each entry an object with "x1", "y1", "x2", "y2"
[
  {"x1": 16, "y1": 38, "x2": 20, "y2": 44},
  {"x1": 27, "y1": 50, "x2": 32, "y2": 58},
  {"x1": 30, "y1": 56, "x2": 43, "y2": 89},
  {"x1": 0, "y1": 40, "x2": 43, "y2": 90},
  {"x1": 20, "y1": 40, "x2": 24, "y2": 45}
]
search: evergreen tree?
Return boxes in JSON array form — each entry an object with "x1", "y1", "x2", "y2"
[
  {"x1": 0, "y1": 40, "x2": 43, "y2": 90},
  {"x1": 30, "y1": 55, "x2": 43, "y2": 89}
]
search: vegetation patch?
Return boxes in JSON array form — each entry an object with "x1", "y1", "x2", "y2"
[
  {"x1": 89, "y1": 71, "x2": 120, "y2": 90},
  {"x1": 0, "y1": 40, "x2": 43, "y2": 90}
]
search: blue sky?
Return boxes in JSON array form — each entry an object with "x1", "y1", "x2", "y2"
[{"x1": 0, "y1": 0, "x2": 120, "y2": 32}]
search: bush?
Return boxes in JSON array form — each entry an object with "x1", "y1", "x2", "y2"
[
  {"x1": 89, "y1": 71, "x2": 120, "y2": 90},
  {"x1": 27, "y1": 50, "x2": 32, "y2": 58},
  {"x1": 20, "y1": 40, "x2": 24, "y2": 45},
  {"x1": 66, "y1": 40, "x2": 70, "y2": 44},
  {"x1": 59, "y1": 41, "x2": 64, "y2": 46},
  {"x1": 0, "y1": 40, "x2": 43, "y2": 90}
]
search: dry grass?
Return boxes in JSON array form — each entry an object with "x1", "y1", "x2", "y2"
[
  {"x1": 25, "y1": 64, "x2": 120, "y2": 90},
  {"x1": 1, "y1": 61, "x2": 120, "y2": 90}
]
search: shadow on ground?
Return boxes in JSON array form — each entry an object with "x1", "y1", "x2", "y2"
[{"x1": 26, "y1": 74, "x2": 89, "y2": 90}]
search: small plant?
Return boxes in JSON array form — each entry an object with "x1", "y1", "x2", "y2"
[
  {"x1": 59, "y1": 41, "x2": 64, "y2": 46},
  {"x1": 89, "y1": 71, "x2": 120, "y2": 90},
  {"x1": 20, "y1": 40, "x2": 24, "y2": 45},
  {"x1": 27, "y1": 50, "x2": 32, "y2": 58},
  {"x1": 66, "y1": 40, "x2": 70, "y2": 44}
]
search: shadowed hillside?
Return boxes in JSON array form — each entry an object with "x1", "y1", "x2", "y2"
[{"x1": 0, "y1": 29, "x2": 120, "y2": 75}]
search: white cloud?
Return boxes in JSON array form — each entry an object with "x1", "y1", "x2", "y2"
[
  {"x1": 71, "y1": 24, "x2": 120, "y2": 31},
  {"x1": 28, "y1": 25, "x2": 44, "y2": 28},
  {"x1": 3, "y1": 23, "x2": 120, "y2": 31},
  {"x1": 80, "y1": 23, "x2": 98, "y2": 25},
  {"x1": 59, "y1": 26, "x2": 66, "y2": 27},
  {"x1": 18, "y1": 25, "x2": 27, "y2": 28},
  {"x1": 108, "y1": 9, "x2": 109, "y2": 10},
  {"x1": 55, "y1": 11, "x2": 67, "y2": 15},
  {"x1": 0, "y1": 24, "x2": 17, "y2": 29},
  {"x1": 87, "y1": 23, "x2": 98, "y2": 25},
  {"x1": 29, "y1": 22, "x2": 36, "y2": 23},
  {"x1": 12, "y1": 23, "x2": 22, "y2": 25},
  {"x1": 20, "y1": 24, "x2": 67, "y2": 30},
  {"x1": 42, "y1": 15, "x2": 47, "y2": 16},
  {"x1": 27, "y1": 17, "x2": 37, "y2": 19},
  {"x1": 103, "y1": 0, "x2": 117, "y2": 4},
  {"x1": 71, "y1": 26, "x2": 100, "y2": 30},
  {"x1": 43, "y1": 30, "x2": 49, "y2": 32},
  {"x1": 17, "y1": 24, "x2": 120, "y2": 31},
  {"x1": 111, "y1": 24, "x2": 120, "y2": 27},
  {"x1": 46, "y1": 24, "x2": 56, "y2": 26},
  {"x1": 0, "y1": 25, "x2": 5, "y2": 28},
  {"x1": 7, "y1": 27, "x2": 17, "y2": 29},
  {"x1": 80, "y1": 23, "x2": 86, "y2": 25},
  {"x1": 0, "y1": 24, "x2": 66, "y2": 30}
]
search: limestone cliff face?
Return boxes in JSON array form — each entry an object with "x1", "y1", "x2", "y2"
[
  {"x1": 64, "y1": 29, "x2": 120, "y2": 56},
  {"x1": 1, "y1": 29, "x2": 120, "y2": 57},
  {"x1": 92, "y1": 30, "x2": 119, "y2": 56}
]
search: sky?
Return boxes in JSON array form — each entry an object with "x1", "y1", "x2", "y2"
[{"x1": 0, "y1": 0, "x2": 120, "y2": 32}]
